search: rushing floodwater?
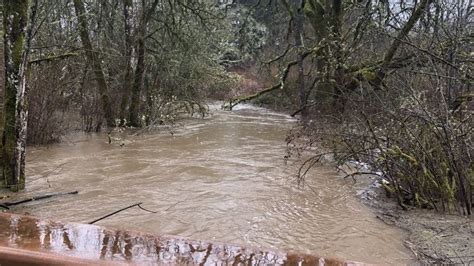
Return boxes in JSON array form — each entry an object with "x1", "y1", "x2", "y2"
[{"x1": 16, "y1": 104, "x2": 412, "y2": 264}]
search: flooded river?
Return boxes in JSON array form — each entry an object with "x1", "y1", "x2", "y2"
[{"x1": 16, "y1": 104, "x2": 412, "y2": 264}]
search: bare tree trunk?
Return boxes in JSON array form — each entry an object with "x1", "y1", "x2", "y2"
[
  {"x1": 128, "y1": 15, "x2": 145, "y2": 127},
  {"x1": 330, "y1": 0, "x2": 347, "y2": 112},
  {"x1": 119, "y1": 0, "x2": 133, "y2": 126},
  {"x1": 374, "y1": 0, "x2": 433, "y2": 88},
  {"x1": 0, "y1": 1, "x2": 4, "y2": 188},
  {"x1": 128, "y1": 0, "x2": 159, "y2": 127},
  {"x1": 2, "y1": 0, "x2": 37, "y2": 191},
  {"x1": 73, "y1": 0, "x2": 115, "y2": 128},
  {"x1": 294, "y1": 1, "x2": 308, "y2": 121}
]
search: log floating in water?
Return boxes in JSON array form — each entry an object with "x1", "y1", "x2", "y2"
[{"x1": 0, "y1": 191, "x2": 78, "y2": 210}]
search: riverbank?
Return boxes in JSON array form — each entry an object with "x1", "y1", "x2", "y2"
[
  {"x1": 358, "y1": 180, "x2": 473, "y2": 264},
  {"x1": 255, "y1": 100, "x2": 474, "y2": 264}
]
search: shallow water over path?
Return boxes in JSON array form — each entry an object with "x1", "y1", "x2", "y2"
[{"x1": 18, "y1": 104, "x2": 412, "y2": 264}]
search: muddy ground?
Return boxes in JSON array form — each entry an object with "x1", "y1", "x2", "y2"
[{"x1": 359, "y1": 182, "x2": 473, "y2": 265}]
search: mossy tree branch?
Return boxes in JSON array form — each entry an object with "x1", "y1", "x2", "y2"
[
  {"x1": 224, "y1": 44, "x2": 325, "y2": 110},
  {"x1": 28, "y1": 52, "x2": 79, "y2": 65}
]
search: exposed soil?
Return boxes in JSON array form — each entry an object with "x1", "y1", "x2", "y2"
[{"x1": 358, "y1": 180, "x2": 474, "y2": 265}]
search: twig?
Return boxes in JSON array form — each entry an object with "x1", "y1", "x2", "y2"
[
  {"x1": 43, "y1": 162, "x2": 69, "y2": 179},
  {"x1": 403, "y1": 241, "x2": 419, "y2": 259},
  {"x1": 342, "y1": 171, "x2": 382, "y2": 179},
  {"x1": 88, "y1": 202, "x2": 159, "y2": 224},
  {"x1": 264, "y1": 44, "x2": 292, "y2": 65},
  {"x1": 302, "y1": 179, "x2": 319, "y2": 196},
  {"x1": 89, "y1": 202, "x2": 143, "y2": 224},
  {"x1": 137, "y1": 203, "x2": 158, "y2": 213},
  {"x1": 41, "y1": 162, "x2": 69, "y2": 188},
  {"x1": 164, "y1": 199, "x2": 187, "y2": 211}
]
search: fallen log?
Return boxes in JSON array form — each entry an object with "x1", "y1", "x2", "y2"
[{"x1": 0, "y1": 191, "x2": 78, "y2": 210}]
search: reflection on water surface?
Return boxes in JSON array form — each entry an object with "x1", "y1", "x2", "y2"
[{"x1": 0, "y1": 213, "x2": 349, "y2": 265}]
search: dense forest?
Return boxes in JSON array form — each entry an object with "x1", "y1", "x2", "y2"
[{"x1": 0, "y1": 0, "x2": 472, "y2": 218}]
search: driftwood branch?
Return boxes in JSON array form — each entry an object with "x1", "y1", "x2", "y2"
[
  {"x1": 89, "y1": 203, "x2": 142, "y2": 224},
  {"x1": 0, "y1": 191, "x2": 78, "y2": 209},
  {"x1": 88, "y1": 202, "x2": 157, "y2": 224}
]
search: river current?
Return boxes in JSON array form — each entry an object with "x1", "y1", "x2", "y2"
[{"x1": 18, "y1": 104, "x2": 412, "y2": 264}]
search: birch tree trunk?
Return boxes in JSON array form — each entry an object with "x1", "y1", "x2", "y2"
[
  {"x1": 2, "y1": 0, "x2": 37, "y2": 191},
  {"x1": 73, "y1": 0, "x2": 115, "y2": 128}
]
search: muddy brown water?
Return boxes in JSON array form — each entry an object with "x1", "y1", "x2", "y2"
[
  {"x1": 0, "y1": 213, "x2": 350, "y2": 265},
  {"x1": 12, "y1": 104, "x2": 412, "y2": 264}
]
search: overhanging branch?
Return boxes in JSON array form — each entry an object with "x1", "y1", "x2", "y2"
[
  {"x1": 223, "y1": 60, "x2": 297, "y2": 110},
  {"x1": 223, "y1": 43, "x2": 325, "y2": 110}
]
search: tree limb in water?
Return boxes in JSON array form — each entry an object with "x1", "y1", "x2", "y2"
[
  {"x1": 223, "y1": 43, "x2": 325, "y2": 110},
  {"x1": 223, "y1": 60, "x2": 297, "y2": 110},
  {"x1": 89, "y1": 202, "x2": 157, "y2": 224},
  {"x1": 0, "y1": 191, "x2": 78, "y2": 209},
  {"x1": 290, "y1": 102, "x2": 319, "y2": 117}
]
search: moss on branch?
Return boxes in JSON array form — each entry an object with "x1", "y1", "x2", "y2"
[{"x1": 28, "y1": 52, "x2": 79, "y2": 65}]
